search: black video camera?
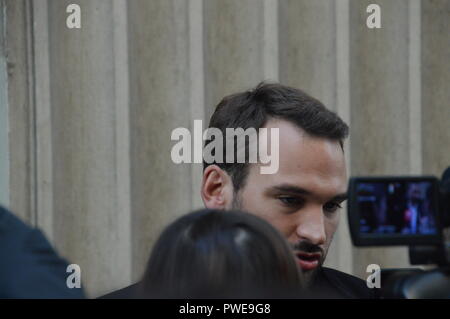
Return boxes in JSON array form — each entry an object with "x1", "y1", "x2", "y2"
[{"x1": 347, "y1": 167, "x2": 450, "y2": 298}]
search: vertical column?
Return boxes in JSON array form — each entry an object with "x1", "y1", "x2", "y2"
[
  {"x1": 33, "y1": 0, "x2": 54, "y2": 241},
  {"x1": 189, "y1": 0, "x2": 206, "y2": 210},
  {"x1": 421, "y1": 0, "x2": 450, "y2": 176},
  {"x1": 5, "y1": 0, "x2": 35, "y2": 222},
  {"x1": 349, "y1": 0, "x2": 411, "y2": 278},
  {"x1": 127, "y1": 0, "x2": 193, "y2": 281},
  {"x1": 263, "y1": 0, "x2": 279, "y2": 81},
  {"x1": 0, "y1": 0, "x2": 9, "y2": 208},
  {"x1": 408, "y1": 0, "x2": 422, "y2": 175},
  {"x1": 203, "y1": 0, "x2": 266, "y2": 117},
  {"x1": 279, "y1": 0, "x2": 336, "y2": 109},
  {"x1": 112, "y1": 0, "x2": 132, "y2": 292},
  {"x1": 333, "y1": 0, "x2": 353, "y2": 275},
  {"x1": 47, "y1": 0, "x2": 131, "y2": 296}
]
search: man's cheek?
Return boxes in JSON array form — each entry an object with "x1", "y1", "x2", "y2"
[{"x1": 326, "y1": 218, "x2": 340, "y2": 236}]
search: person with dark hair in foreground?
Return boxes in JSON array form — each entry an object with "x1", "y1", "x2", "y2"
[
  {"x1": 139, "y1": 209, "x2": 304, "y2": 299},
  {"x1": 0, "y1": 206, "x2": 85, "y2": 298},
  {"x1": 102, "y1": 82, "x2": 376, "y2": 299}
]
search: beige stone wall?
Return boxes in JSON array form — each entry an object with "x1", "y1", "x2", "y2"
[{"x1": 1, "y1": 0, "x2": 449, "y2": 297}]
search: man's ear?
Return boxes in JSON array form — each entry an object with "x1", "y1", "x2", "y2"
[{"x1": 201, "y1": 165, "x2": 234, "y2": 210}]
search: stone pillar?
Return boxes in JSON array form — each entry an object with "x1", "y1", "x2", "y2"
[
  {"x1": 127, "y1": 0, "x2": 195, "y2": 282},
  {"x1": 204, "y1": 0, "x2": 271, "y2": 117},
  {"x1": 349, "y1": 0, "x2": 412, "y2": 278},
  {"x1": 0, "y1": 0, "x2": 9, "y2": 207},
  {"x1": 421, "y1": 0, "x2": 450, "y2": 177},
  {"x1": 45, "y1": 0, "x2": 132, "y2": 296},
  {"x1": 4, "y1": 0, "x2": 36, "y2": 223},
  {"x1": 279, "y1": 0, "x2": 337, "y2": 107}
]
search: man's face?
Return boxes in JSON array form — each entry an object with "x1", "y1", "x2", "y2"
[{"x1": 233, "y1": 119, "x2": 347, "y2": 280}]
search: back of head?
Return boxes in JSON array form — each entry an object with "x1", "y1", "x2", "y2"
[{"x1": 141, "y1": 209, "x2": 303, "y2": 298}]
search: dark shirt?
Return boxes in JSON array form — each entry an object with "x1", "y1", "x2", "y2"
[
  {"x1": 0, "y1": 206, "x2": 85, "y2": 298},
  {"x1": 100, "y1": 282, "x2": 142, "y2": 299},
  {"x1": 311, "y1": 267, "x2": 378, "y2": 298},
  {"x1": 100, "y1": 267, "x2": 377, "y2": 299}
]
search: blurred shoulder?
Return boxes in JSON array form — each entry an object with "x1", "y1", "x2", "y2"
[
  {"x1": 99, "y1": 283, "x2": 142, "y2": 299},
  {"x1": 320, "y1": 267, "x2": 378, "y2": 299}
]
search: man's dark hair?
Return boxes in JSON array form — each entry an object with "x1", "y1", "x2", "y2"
[{"x1": 203, "y1": 82, "x2": 349, "y2": 192}]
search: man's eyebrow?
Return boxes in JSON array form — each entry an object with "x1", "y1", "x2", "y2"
[
  {"x1": 330, "y1": 193, "x2": 348, "y2": 202},
  {"x1": 269, "y1": 184, "x2": 312, "y2": 195},
  {"x1": 269, "y1": 184, "x2": 348, "y2": 202}
]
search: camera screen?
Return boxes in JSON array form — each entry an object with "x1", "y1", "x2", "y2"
[{"x1": 356, "y1": 181, "x2": 438, "y2": 236}]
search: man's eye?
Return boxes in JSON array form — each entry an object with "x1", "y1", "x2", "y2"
[
  {"x1": 324, "y1": 202, "x2": 342, "y2": 213},
  {"x1": 278, "y1": 197, "x2": 303, "y2": 206}
]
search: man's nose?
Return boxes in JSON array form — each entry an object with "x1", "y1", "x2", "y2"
[{"x1": 295, "y1": 208, "x2": 326, "y2": 246}]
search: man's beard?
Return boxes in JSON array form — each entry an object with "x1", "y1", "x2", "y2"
[
  {"x1": 291, "y1": 241, "x2": 326, "y2": 288},
  {"x1": 231, "y1": 190, "x2": 243, "y2": 210},
  {"x1": 301, "y1": 270, "x2": 317, "y2": 288}
]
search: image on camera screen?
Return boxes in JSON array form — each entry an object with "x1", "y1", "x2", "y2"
[{"x1": 356, "y1": 181, "x2": 438, "y2": 236}]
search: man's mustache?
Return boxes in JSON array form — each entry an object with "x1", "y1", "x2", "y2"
[{"x1": 291, "y1": 241, "x2": 324, "y2": 255}]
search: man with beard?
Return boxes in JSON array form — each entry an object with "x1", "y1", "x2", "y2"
[
  {"x1": 199, "y1": 83, "x2": 374, "y2": 298},
  {"x1": 102, "y1": 82, "x2": 375, "y2": 299}
]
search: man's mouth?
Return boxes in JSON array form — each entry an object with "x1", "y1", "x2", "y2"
[{"x1": 295, "y1": 252, "x2": 321, "y2": 271}]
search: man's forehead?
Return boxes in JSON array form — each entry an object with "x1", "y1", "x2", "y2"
[
  {"x1": 263, "y1": 118, "x2": 344, "y2": 155},
  {"x1": 266, "y1": 120, "x2": 346, "y2": 172},
  {"x1": 249, "y1": 119, "x2": 347, "y2": 194}
]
